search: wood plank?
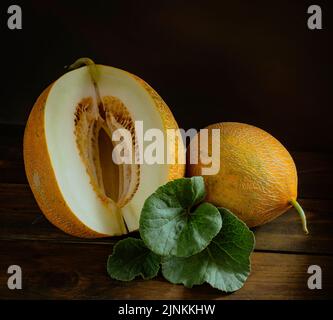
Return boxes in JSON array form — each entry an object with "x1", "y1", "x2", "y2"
[
  {"x1": 0, "y1": 240, "x2": 331, "y2": 299},
  {"x1": 0, "y1": 183, "x2": 125, "y2": 244},
  {"x1": 0, "y1": 184, "x2": 332, "y2": 255},
  {"x1": 254, "y1": 198, "x2": 333, "y2": 255}
]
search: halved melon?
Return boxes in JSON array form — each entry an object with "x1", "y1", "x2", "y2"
[{"x1": 23, "y1": 63, "x2": 185, "y2": 238}]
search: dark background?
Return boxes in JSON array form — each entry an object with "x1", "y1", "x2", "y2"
[{"x1": 0, "y1": 0, "x2": 332, "y2": 151}]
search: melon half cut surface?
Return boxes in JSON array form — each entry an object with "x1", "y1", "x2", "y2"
[{"x1": 23, "y1": 65, "x2": 184, "y2": 238}]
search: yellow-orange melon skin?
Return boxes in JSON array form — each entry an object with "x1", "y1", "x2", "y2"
[
  {"x1": 24, "y1": 73, "x2": 185, "y2": 238},
  {"x1": 187, "y1": 122, "x2": 297, "y2": 228},
  {"x1": 23, "y1": 85, "x2": 102, "y2": 238}
]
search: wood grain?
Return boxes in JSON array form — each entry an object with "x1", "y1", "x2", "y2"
[
  {"x1": 0, "y1": 183, "x2": 332, "y2": 254},
  {"x1": 0, "y1": 240, "x2": 332, "y2": 300},
  {"x1": 1, "y1": 124, "x2": 332, "y2": 299},
  {"x1": 254, "y1": 198, "x2": 333, "y2": 255}
]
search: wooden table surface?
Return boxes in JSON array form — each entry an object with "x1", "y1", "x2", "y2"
[{"x1": 0, "y1": 124, "x2": 332, "y2": 300}]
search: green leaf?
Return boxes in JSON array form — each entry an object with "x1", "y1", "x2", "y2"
[
  {"x1": 139, "y1": 177, "x2": 222, "y2": 257},
  {"x1": 161, "y1": 208, "x2": 255, "y2": 292},
  {"x1": 107, "y1": 238, "x2": 161, "y2": 281}
]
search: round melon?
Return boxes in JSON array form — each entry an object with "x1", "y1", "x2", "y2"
[{"x1": 187, "y1": 122, "x2": 308, "y2": 233}]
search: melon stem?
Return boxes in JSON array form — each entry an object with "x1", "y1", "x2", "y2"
[
  {"x1": 68, "y1": 57, "x2": 98, "y2": 84},
  {"x1": 68, "y1": 57, "x2": 104, "y2": 116},
  {"x1": 289, "y1": 199, "x2": 309, "y2": 234}
]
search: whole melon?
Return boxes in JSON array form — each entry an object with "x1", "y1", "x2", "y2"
[{"x1": 187, "y1": 122, "x2": 308, "y2": 233}]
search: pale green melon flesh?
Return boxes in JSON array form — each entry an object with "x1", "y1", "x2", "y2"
[{"x1": 44, "y1": 65, "x2": 169, "y2": 235}]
